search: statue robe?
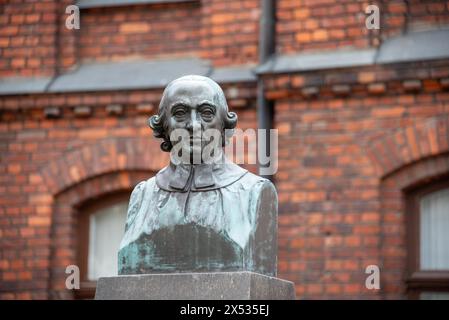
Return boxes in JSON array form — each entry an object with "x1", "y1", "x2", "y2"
[{"x1": 118, "y1": 160, "x2": 277, "y2": 276}]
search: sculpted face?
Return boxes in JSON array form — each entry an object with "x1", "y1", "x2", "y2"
[{"x1": 163, "y1": 79, "x2": 225, "y2": 163}]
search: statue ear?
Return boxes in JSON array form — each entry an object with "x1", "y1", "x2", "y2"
[
  {"x1": 148, "y1": 115, "x2": 160, "y2": 132},
  {"x1": 221, "y1": 111, "x2": 237, "y2": 147},
  {"x1": 148, "y1": 114, "x2": 172, "y2": 152},
  {"x1": 226, "y1": 111, "x2": 238, "y2": 129},
  {"x1": 148, "y1": 114, "x2": 164, "y2": 139}
]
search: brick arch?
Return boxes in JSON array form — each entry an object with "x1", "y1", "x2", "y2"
[
  {"x1": 366, "y1": 114, "x2": 449, "y2": 179},
  {"x1": 49, "y1": 170, "x2": 155, "y2": 299},
  {"x1": 39, "y1": 137, "x2": 168, "y2": 299},
  {"x1": 40, "y1": 137, "x2": 168, "y2": 196},
  {"x1": 379, "y1": 153, "x2": 449, "y2": 299}
]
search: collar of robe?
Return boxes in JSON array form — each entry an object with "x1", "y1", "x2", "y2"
[{"x1": 155, "y1": 157, "x2": 248, "y2": 192}]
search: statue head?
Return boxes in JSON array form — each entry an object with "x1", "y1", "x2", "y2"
[{"x1": 149, "y1": 75, "x2": 237, "y2": 162}]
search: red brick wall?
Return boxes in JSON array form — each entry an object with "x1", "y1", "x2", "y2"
[
  {"x1": 77, "y1": 0, "x2": 260, "y2": 66},
  {"x1": 406, "y1": 0, "x2": 449, "y2": 31},
  {"x1": 381, "y1": 0, "x2": 406, "y2": 39},
  {"x1": 3, "y1": 0, "x2": 447, "y2": 76},
  {"x1": 276, "y1": 0, "x2": 449, "y2": 54},
  {"x1": 79, "y1": 2, "x2": 201, "y2": 62},
  {"x1": 2, "y1": 0, "x2": 449, "y2": 300},
  {"x1": 0, "y1": 95, "x2": 162, "y2": 299},
  {"x1": 0, "y1": 0, "x2": 260, "y2": 78},
  {"x1": 200, "y1": 0, "x2": 260, "y2": 66},
  {"x1": 0, "y1": 0, "x2": 58, "y2": 77},
  {"x1": 383, "y1": 0, "x2": 449, "y2": 39},
  {"x1": 268, "y1": 60, "x2": 449, "y2": 298},
  {"x1": 276, "y1": 0, "x2": 371, "y2": 54}
]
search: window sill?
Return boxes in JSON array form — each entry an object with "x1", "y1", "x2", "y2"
[
  {"x1": 76, "y1": 0, "x2": 199, "y2": 10},
  {"x1": 406, "y1": 271, "x2": 449, "y2": 289},
  {"x1": 74, "y1": 281, "x2": 97, "y2": 300}
]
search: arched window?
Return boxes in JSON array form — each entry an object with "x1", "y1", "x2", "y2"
[
  {"x1": 406, "y1": 177, "x2": 449, "y2": 299},
  {"x1": 76, "y1": 193, "x2": 129, "y2": 299}
]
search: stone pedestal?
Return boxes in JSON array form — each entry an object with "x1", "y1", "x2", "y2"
[{"x1": 95, "y1": 272, "x2": 295, "y2": 300}]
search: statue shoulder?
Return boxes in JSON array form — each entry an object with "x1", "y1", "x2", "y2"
[
  {"x1": 240, "y1": 171, "x2": 277, "y2": 196},
  {"x1": 125, "y1": 177, "x2": 156, "y2": 231},
  {"x1": 236, "y1": 171, "x2": 278, "y2": 212},
  {"x1": 129, "y1": 177, "x2": 155, "y2": 201},
  {"x1": 242, "y1": 172, "x2": 278, "y2": 211},
  {"x1": 129, "y1": 180, "x2": 145, "y2": 200}
]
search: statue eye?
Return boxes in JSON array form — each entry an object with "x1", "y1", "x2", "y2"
[
  {"x1": 173, "y1": 110, "x2": 186, "y2": 117},
  {"x1": 201, "y1": 109, "x2": 214, "y2": 119}
]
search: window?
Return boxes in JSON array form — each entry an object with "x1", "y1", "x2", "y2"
[
  {"x1": 406, "y1": 177, "x2": 449, "y2": 299},
  {"x1": 420, "y1": 187, "x2": 449, "y2": 270},
  {"x1": 87, "y1": 200, "x2": 128, "y2": 280},
  {"x1": 77, "y1": 193, "x2": 129, "y2": 299}
]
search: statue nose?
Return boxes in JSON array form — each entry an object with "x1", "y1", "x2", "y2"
[{"x1": 186, "y1": 112, "x2": 201, "y2": 132}]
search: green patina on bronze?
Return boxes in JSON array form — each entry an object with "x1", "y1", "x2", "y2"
[
  {"x1": 119, "y1": 224, "x2": 243, "y2": 274},
  {"x1": 118, "y1": 75, "x2": 278, "y2": 276}
]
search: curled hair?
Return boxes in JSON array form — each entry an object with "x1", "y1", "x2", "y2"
[
  {"x1": 148, "y1": 75, "x2": 238, "y2": 152},
  {"x1": 222, "y1": 111, "x2": 237, "y2": 146},
  {"x1": 148, "y1": 113, "x2": 172, "y2": 152}
]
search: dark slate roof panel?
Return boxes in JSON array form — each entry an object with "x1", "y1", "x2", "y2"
[
  {"x1": 209, "y1": 65, "x2": 256, "y2": 83},
  {"x1": 377, "y1": 29, "x2": 449, "y2": 64},
  {"x1": 256, "y1": 49, "x2": 376, "y2": 74},
  {"x1": 48, "y1": 58, "x2": 211, "y2": 93},
  {"x1": 0, "y1": 77, "x2": 52, "y2": 95},
  {"x1": 77, "y1": 0, "x2": 197, "y2": 9}
]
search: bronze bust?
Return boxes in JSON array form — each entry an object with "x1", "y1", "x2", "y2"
[{"x1": 118, "y1": 75, "x2": 277, "y2": 276}]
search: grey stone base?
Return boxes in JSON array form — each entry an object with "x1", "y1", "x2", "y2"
[{"x1": 95, "y1": 272, "x2": 296, "y2": 300}]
